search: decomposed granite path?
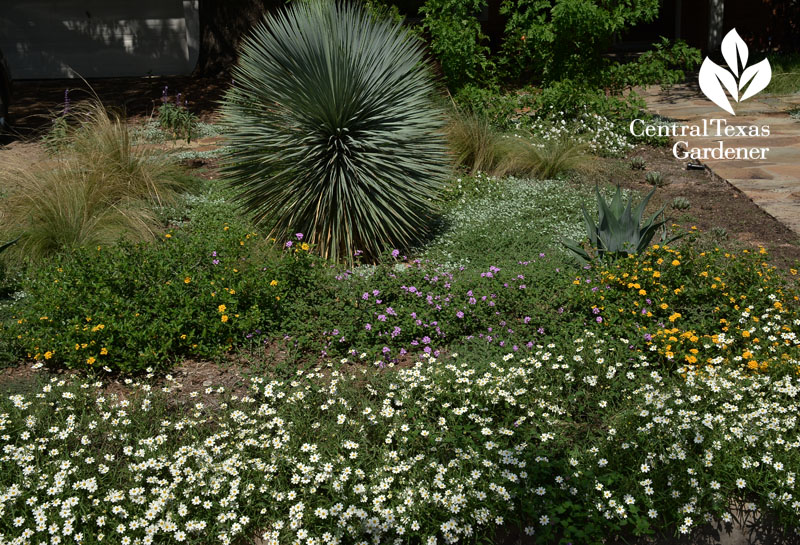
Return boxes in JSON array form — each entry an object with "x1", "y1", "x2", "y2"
[{"x1": 639, "y1": 82, "x2": 800, "y2": 236}]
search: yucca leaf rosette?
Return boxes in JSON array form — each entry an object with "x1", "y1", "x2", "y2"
[{"x1": 220, "y1": 1, "x2": 448, "y2": 262}]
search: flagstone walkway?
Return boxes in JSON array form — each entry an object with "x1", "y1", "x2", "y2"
[{"x1": 640, "y1": 83, "x2": 800, "y2": 236}]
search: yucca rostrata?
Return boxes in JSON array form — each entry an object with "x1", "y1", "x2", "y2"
[{"x1": 220, "y1": 1, "x2": 449, "y2": 263}]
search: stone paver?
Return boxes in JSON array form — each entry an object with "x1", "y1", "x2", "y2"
[{"x1": 639, "y1": 82, "x2": 800, "y2": 236}]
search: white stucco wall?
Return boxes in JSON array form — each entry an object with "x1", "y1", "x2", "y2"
[{"x1": 0, "y1": 1, "x2": 200, "y2": 79}]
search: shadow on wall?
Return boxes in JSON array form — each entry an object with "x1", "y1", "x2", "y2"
[{"x1": 0, "y1": 0, "x2": 199, "y2": 79}]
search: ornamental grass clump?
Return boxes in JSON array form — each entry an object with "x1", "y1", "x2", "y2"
[
  {"x1": 220, "y1": 1, "x2": 448, "y2": 263},
  {"x1": 0, "y1": 101, "x2": 188, "y2": 259}
]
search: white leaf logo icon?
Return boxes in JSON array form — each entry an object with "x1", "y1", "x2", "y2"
[
  {"x1": 739, "y1": 59, "x2": 772, "y2": 102},
  {"x1": 698, "y1": 28, "x2": 771, "y2": 115},
  {"x1": 721, "y1": 28, "x2": 748, "y2": 76},
  {"x1": 698, "y1": 58, "x2": 738, "y2": 115}
]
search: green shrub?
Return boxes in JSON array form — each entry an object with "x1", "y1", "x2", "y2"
[
  {"x1": 220, "y1": 1, "x2": 448, "y2": 263},
  {"x1": 419, "y1": 0, "x2": 493, "y2": 90},
  {"x1": 605, "y1": 37, "x2": 702, "y2": 90},
  {"x1": 498, "y1": 0, "x2": 661, "y2": 84},
  {"x1": 452, "y1": 84, "x2": 538, "y2": 130},
  {"x1": 8, "y1": 217, "x2": 319, "y2": 373},
  {"x1": 0, "y1": 101, "x2": 189, "y2": 259}
]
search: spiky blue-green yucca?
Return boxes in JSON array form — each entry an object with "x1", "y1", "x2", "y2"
[{"x1": 220, "y1": 1, "x2": 448, "y2": 262}]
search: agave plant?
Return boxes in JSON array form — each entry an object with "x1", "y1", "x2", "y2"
[
  {"x1": 563, "y1": 185, "x2": 681, "y2": 262},
  {"x1": 220, "y1": 1, "x2": 448, "y2": 263}
]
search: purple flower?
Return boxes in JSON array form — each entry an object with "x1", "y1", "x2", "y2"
[
  {"x1": 644, "y1": 333, "x2": 652, "y2": 341},
  {"x1": 212, "y1": 259, "x2": 220, "y2": 265},
  {"x1": 285, "y1": 241, "x2": 293, "y2": 248},
  {"x1": 524, "y1": 316, "x2": 531, "y2": 324},
  {"x1": 296, "y1": 233, "x2": 304, "y2": 240},
  {"x1": 456, "y1": 311, "x2": 464, "y2": 319},
  {"x1": 377, "y1": 314, "x2": 387, "y2": 322},
  {"x1": 372, "y1": 289, "x2": 380, "y2": 296},
  {"x1": 362, "y1": 292, "x2": 369, "y2": 300},
  {"x1": 422, "y1": 336, "x2": 431, "y2": 344},
  {"x1": 391, "y1": 249, "x2": 400, "y2": 258},
  {"x1": 538, "y1": 327, "x2": 545, "y2": 334},
  {"x1": 596, "y1": 316, "x2": 603, "y2": 323},
  {"x1": 592, "y1": 307, "x2": 600, "y2": 315},
  {"x1": 365, "y1": 324, "x2": 372, "y2": 331},
  {"x1": 382, "y1": 346, "x2": 391, "y2": 354}
]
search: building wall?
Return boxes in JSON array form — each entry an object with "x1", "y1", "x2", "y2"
[{"x1": 0, "y1": 0, "x2": 199, "y2": 79}]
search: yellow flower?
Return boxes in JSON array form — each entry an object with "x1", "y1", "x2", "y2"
[
  {"x1": 652, "y1": 271, "x2": 660, "y2": 278},
  {"x1": 638, "y1": 289, "x2": 646, "y2": 296},
  {"x1": 668, "y1": 312, "x2": 681, "y2": 322},
  {"x1": 218, "y1": 304, "x2": 226, "y2": 313},
  {"x1": 184, "y1": 277, "x2": 191, "y2": 284},
  {"x1": 660, "y1": 303, "x2": 668, "y2": 310},
  {"x1": 221, "y1": 315, "x2": 229, "y2": 323},
  {"x1": 685, "y1": 355, "x2": 697, "y2": 364},
  {"x1": 87, "y1": 357, "x2": 96, "y2": 365},
  {"x1": 180, "y1": 334, "x2": 187, "y2": 340},
  {"x1": 301, "y1": 243, "x2": 309, "y2": 251},
  {"x1": 671, "y1": 259, "x2": 680, "y2": 266},
  {"x1": 44, "y1": 351, "x2": 53, "y2": 360},
  {"x1": 742, "y1": 331, "x2": 750, "y2": 338},
  {"x1": 224, "y1": 226, "x2": 230, "y2": 231},
  {"x1": 165, "y1": 233, "x2": 172, "y2": 238},
  {"x1": 270, "y1": 280, "x2": 278, "y2": 286}
]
